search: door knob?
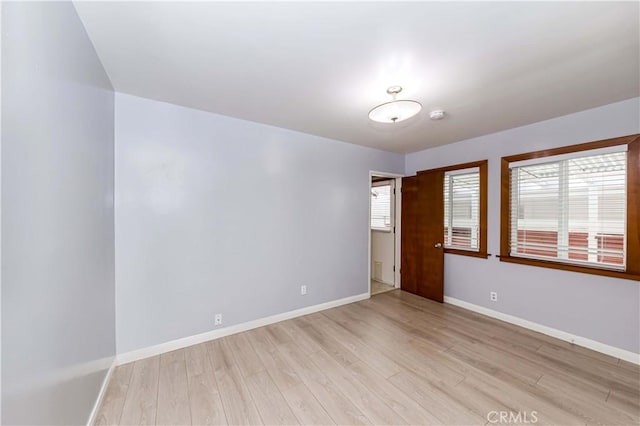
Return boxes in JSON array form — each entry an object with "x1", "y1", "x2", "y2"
[{"x1": 434, "y1": 242, "x2": 443, "y2": 248}]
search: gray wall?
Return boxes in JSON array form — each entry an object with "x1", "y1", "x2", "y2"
[
  {"x1": 2, "y1": 3, "x2": 115, "y2": 424},
  {"x1": 115, "y1": 93, "x2": 404, "y2": 353},
  {"x1": 406, "y1": 97, "x2": 640, "y2": 354}
]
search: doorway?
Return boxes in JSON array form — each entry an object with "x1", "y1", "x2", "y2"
[{"x1": 369, "y1": 171, "x2": 403, "y2": 296}]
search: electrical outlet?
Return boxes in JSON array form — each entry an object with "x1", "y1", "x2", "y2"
[
  {"x1": 300, "y1": 285, "x2": 307, "y2": 295},
  {"x1": 214, "y1": 313, "x2": 222, "y2": 325},
  {"x1": 490, "y1": 292, "x2": 498, "y2": 302}
]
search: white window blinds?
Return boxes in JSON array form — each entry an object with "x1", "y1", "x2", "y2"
[
  {"x1": 371, "y1": 184, "x2": 392, "y2": 231},
  {"x1": 509, "y1": 147, "x2": 627, "y2": 270},
  {"x1": 444, "y1": 168, "x2": 480, "y2": 250}
]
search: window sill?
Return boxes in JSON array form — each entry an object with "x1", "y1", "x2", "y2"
[
  {"x1": 371, "y1": 228, "x2": 392, "y2": 233},
  {"x1": 498, "y1": 255, "x2": 640, "y2": 281},
  {"x1": 444, "y1": 248, "x2": 489, "y2": 259}
]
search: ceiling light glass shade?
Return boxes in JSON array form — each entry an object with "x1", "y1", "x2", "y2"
[{"x1": 368, "y1": 99, "x2": 422, "y2": 123}]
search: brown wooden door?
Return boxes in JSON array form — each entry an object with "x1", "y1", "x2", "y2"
[
  {"x1": 417, "y1": 170, "x2": 445, "y2": 301},
  {"x1": 401, "y1": 171, "x2": 445, "y2": 302},
  {"x1": 400, "y1": 176, "x2": 420, "y2": 295}
]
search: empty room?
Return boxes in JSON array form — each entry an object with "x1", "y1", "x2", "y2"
[{"x1": 2, "y1": 1, "x2": 639, "y2": 425}]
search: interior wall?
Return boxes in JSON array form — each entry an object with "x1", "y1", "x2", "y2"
[
  {"x1": 1, "y1": 3, "x2": 115, "y2": 424},
  {"x1": 114, "y1": 93, "x2": 404, "y2": 354},
  {"x1": 371, "y1": 231, "x2": 395, "y2": 285},
  {"x1": 405, "y1": 97, "x2": 640, "y2": 354}
]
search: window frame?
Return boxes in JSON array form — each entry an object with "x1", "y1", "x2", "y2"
[
  {"x1": 500, "y1": 134, "x2": 640, "y2": 281},
  {"x1": 419, "y1": 160, "x2": 488, "y2": 259},
  {"x1": 371, "y1": 180, "x2": 393, "y2": 232}
]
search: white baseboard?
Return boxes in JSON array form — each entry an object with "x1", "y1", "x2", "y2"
[
  {"x1": 86, "y1": 359, "x2": 116, "y2": 426},
  {"x1": 116, "y1": 292, "x2": 370, "y2": 365},
  {"x1": 444, "y1": 296, "x2": 640, "y2": 365}
]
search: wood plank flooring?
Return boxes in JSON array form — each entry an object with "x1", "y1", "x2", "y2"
[
  {"x1": 95, "y1": 290, "x2": 639, "y2": 425},
  {"x1": 371, "y1": 280, "x2": 395, "y2": 296}
]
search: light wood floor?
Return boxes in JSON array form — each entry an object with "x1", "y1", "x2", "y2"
[
  {"x1": 371, "y1": 280, "x2": 395, "y2": 295},
  {"x1": 96, "y1": 290, "x2": 639, "y2": 425}
]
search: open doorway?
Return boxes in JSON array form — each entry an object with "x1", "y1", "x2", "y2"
[{"x1": 369, "y1": 171, "x2": 403, "y2": 296}]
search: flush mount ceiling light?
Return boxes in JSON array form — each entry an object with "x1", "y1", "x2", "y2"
[{"x1": 368, "y1": 86, "x2": 422, "y2": 123}]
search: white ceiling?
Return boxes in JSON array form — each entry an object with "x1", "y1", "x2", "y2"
[{"x1": 74, "y1": 1, "x2": 639, "y2": 154}]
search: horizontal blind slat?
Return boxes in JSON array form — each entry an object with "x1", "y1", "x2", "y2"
[
  {"x1": 445, "y1": 168, "x2": 480, "y2": 250},
  {"x1": 510, "y1": 150, "x2": 626, "y2": 270},
  {"x1": 371, "y1": 184, "x2": 392, "y2": 230}
]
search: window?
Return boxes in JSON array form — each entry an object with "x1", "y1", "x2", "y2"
[
  {"x1": 500, "y1": 134, "x2": 640, "y2": 280},
  {"x1": 424, "y1": 160, "x2": 488, "y2": 258},
  {"x1": 444, "y1": 168, "x2": 480, "y2": 251},
  {"x1": 371, "y1": 182, "x2": 392, "y2": 231},
  {"x1": 511, "y1": 150, "x2": 626, "y2": 267}
]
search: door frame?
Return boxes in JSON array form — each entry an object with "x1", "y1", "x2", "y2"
[{"x1": 368, "y1": 171, "x2": 404, "y2": 297}]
